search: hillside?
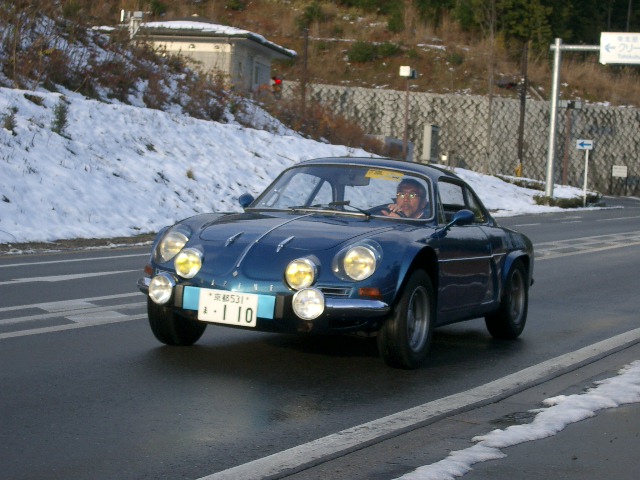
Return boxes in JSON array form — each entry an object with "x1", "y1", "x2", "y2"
[{"x1": 94, "y1": 1, "x2": 640, "y2": 106}]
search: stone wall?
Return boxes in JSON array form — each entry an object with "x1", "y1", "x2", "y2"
[{"x1": 289, "y1": 83, "x2": 640, "y2": 196}]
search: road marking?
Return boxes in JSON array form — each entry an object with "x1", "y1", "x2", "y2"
[
  {"x1": 0, "y1": 314, "x2": 147, "y2": 340},
  {"x1": 0, "y1": 302, "x2": 145, "y2": 326},
  {"x1": 0, "y1": 293, "x2": 145, "y2": 338},
  {"x1": 198, "y1": 327, "x2": 640, "y2": 480},
  {"x1": 0, "y1": 252, "x2": 148, "y2": 268},
  {"x1": 0, "y1": 292, "x2": 139, "y2": 313},
  {"x1": 0, "y1": 269, "x2": 139, "y2": 285},
  {"x1": 535, "y1": 230, "x2": 640, "y2": 260}
]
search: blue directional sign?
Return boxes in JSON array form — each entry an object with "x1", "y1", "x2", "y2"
[{"x1": 576, "y1": 139, "x2": 593, "y2": 150}]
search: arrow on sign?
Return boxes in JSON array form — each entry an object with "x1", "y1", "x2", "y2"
[{"x1": 576, "y1": 139, "x2": 594, "y2": 150}]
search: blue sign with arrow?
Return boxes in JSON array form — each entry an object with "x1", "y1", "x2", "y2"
[{"x1": 576, "y1": 139, "x2": 594, "y2": 150}]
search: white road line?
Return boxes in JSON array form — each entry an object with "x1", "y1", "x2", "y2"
[
  {"x1": 0, "y1": 302, "x2": 145, "y2": 326},
  {"x1": 0, "y1": 313, "x2": 147, "y2": 340},
  {"x1": 0, "y1": 269, "x2": 139, "y2": 285},
  {"x1": 198, "y1": 328, "x2": 640, "y2": 480},
  {"x1": 0, "y1": 292, "x2": 140, "y2": 313},
  {"x1": 0, "y1": 252, "x2": 149, "y2": 268}
]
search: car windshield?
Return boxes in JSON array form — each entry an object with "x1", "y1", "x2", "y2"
[{"x1": 251, "y1": 164, "x2": 433, "y2": 220}]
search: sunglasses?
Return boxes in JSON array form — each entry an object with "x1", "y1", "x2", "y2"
[{"x1": 396, "y1": 192, "x2": 422, "y2": 199}]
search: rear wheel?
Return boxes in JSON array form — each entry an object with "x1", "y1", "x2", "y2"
[
  {"x1": 485, "y1": 260, "x2": 528, "y2": 339},
  {"x1": 377, "y1": 270, "x2": 434, "y2": 369},
  {"x1": 147, "y1": 298, "x2": 207, "y2": 346}
]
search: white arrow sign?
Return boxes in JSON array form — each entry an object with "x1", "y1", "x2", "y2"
[
  {"x1": 576, "y1": 139, "x2": 593, "y2": 150},
  {"x1": 600, "y1": 32, "x2": 640, "y2": 64}
]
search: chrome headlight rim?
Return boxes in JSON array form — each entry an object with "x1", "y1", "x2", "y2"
[
  {"x1": 156, "y1": 228, "x2": 190, "y2": 264},
  {"x1": 285, "y1": 257, "x2": 318, "y2": 290},
  {"x1": 148, "y1": 272, "x2": 176, "y2": 305},
  {"x1": 343, "y1": 245, "x2": 377, "y2": 281},
  {"x1": 292, "y1": 288, "x2": 325, "y2": 320},
  {"x1": 174, "y1": 248, "x2": 203, "y2": 279}
]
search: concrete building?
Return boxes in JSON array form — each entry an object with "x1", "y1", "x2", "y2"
[{"x1": 136, "y1": 17, "x2": 296, "y2": 93}]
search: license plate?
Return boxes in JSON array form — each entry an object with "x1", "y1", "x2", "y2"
[{"x1": 197, "y1": 290, "x2": 259, "y2": 327}]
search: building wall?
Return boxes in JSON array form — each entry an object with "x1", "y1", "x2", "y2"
[
  {"x1": 292, "y1": 83, "x2": 640, "y2": 196},
  {"x1": 150, "y1": 38, "x2": 277, "y2": 92}
]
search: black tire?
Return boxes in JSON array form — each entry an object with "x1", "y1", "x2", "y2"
[
  {"x1": 377, "y1": 270, "x2": 435, "y2": 369},
  {"x1": 485, "y1": 260, "x2": 528, "y2": 339},
  {"x1": 147, "y1": 298, "x2": 207, "y2": 346}
]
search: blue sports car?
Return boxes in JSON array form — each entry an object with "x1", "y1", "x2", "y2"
[{"x1": 138, "y1": 157, "x2": 534, "y2": 369}]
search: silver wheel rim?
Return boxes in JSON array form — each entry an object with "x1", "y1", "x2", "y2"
[
  {"x1": 509, "y1": 269, "x2": 525, "y2": 326},
  {"x1": 407, "y1": 286, "x2": 430, "y2": 352}
]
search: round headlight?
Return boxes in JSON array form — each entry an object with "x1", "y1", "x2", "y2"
[
  {"x1": 343, "y1": 246, "x2": 377, "y2": 281},
  {"x1": 292, "y1": 288, "x2": 325, "y2": 320},
  {"x1": 174, "y1": 248, "x2": 202, "y2": 278},
  {"x1": 285, "y1": 258, "x2": 317, "y2": 290},
  {"x1": 149, "y1": 273, "x2": 175, "y2": 305},
  {"x1": 158, "y1": 230, "x2": 189, "y2": 263}
]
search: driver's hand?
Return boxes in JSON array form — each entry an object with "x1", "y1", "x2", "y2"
[{"x1": 382, "y1": 203, "x2": 404, "y2": 217}]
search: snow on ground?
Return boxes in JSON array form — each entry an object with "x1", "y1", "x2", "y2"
[
  {"x1": 395, "y1": 360, "x2": 640, "y2": 480},
  {"x1": 0, "y1": 86, "x2": 587, "y2": 244}
]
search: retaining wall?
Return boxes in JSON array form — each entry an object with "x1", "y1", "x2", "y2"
[{"x1": 290, "y1": 83, "x2": 640, "y2": 196}]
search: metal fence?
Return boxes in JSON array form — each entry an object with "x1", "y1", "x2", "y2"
[{"x1": 288, "y1": 83, "x2": 640, "y2": 196}]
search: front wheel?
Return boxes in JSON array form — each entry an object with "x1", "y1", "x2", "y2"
[
  {"x1": 485, "y1": 260, "x2": 528, "y2": 339},
  {"x1": 147, "y1": 298, "x2": 207, "y2": 346},
  {"x1": 377, "y1": 270, "x2": 435, "y2": 369}
]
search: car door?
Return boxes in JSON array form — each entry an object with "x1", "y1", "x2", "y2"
[{"x1": 433, "y1": 179, "x2": 495, "y2": 316}]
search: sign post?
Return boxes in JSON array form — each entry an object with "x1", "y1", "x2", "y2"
[
  {"x1": 545, "y1": 34, "x2": 638, "y2": 198},
  {"x1": 576, "y1": 139, "x2": 594, "y2": 207}
]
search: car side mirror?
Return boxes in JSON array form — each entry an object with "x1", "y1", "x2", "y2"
[
  {"x1": 451, "y1": 209, "x2": 475, "y2": 226},
  {"x1": 238, "y1": 193, "x2": 254, "y2": 209},
  {"x1": 430, "y1": 209, "x2": 475, "y2": 239}
]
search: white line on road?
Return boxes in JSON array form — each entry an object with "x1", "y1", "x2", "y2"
[
  {"x1": 198, "y1": 327, "x2": 640, "y2": 480},
  {"x1": 0, "y1": 301, "x2": 145, "y2": 326},
  {"x1": 0, "y1": 269, "x2": 139, "y2": 285},
  {"x1": 0, "y1": 313, "x2": 147, "y2": 340},
  {"x1": 0, "y1": 252, "x2": 148, "y2": 268},
  {"x1": 0, "y1": 292, "x2": 140, "y2": 313}
]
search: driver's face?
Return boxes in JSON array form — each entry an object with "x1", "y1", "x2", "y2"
[{"x1": 396, "y1": 186, "x2": 427, "y2": 218}]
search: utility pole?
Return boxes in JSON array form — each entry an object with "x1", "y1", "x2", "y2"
[
  {"x1": 516, "y1": 41, "x2": 528, "y2": 177},
  {"x1": 301, "y1": 28, "x2": 309, "y2": 118}
]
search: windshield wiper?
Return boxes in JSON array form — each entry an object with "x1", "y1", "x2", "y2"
[
  {"x1": 329, "y1": 201, "x2": 370, "y2": 217},
  {"x1": 289, "y1": 201, "x2": 370, "y2": 218}
]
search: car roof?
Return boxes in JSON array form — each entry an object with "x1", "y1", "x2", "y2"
[{"x1": 296, "y1": 157, "x2": 463, "y2": 183}]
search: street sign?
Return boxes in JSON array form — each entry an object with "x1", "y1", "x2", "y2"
[
  {"x1": 576, "y1": 139, "x2": 593, "y2": 150},
  {"x1": 612, "y1": 165, "x2": 628, "y2": 178},
  {"x1": 600, "y1": 32, "x2": 640, "y2": 64}
]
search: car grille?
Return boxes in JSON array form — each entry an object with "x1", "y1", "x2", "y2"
[{"x1": 319, "y1": 286, "x2": 352, "y2": 298}]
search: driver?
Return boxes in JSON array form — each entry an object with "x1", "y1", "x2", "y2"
[{"x1": 383, "y1": 178, "x2": 428, "y2": 219}]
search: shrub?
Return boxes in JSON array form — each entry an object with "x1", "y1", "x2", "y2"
[
  {"x1": 51, "y1": 98, "x2": 69, "y2": 137},
  {"x1": 347, "y1": 41, "x2": 379, "y2": 63},
  {"x1": 347, "y1": 41, "x2": 402, "y2": 63},
  {"x1": 2, "y1": 107, "x2": 18, "y2": 135}
]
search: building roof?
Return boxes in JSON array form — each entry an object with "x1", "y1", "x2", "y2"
[{"x1": 139, "y1": 18, "x2": 297, "y2": 58}]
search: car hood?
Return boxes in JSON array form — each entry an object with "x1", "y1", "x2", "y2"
[{"x1": 196, "y1": 212, "x2": 392, "y2": 276}]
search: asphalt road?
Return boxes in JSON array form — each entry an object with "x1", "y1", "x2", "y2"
[{"x1": 1, "y1": 196, "x2": 639, "y2": 480}]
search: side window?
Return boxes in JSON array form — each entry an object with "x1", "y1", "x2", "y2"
[
  {"x1": 437, "y1": 180, "x2": 465, "y2": 224},
  {"x1": 465, "y1": 188, "x2": 487, "y2": 223},
  {"x1": 437, "y1": 179, "x2": 487, "y2": 224}
]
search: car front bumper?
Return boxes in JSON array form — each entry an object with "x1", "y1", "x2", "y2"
[{"x1": 137, "y1": 276, "x2": 390, "y2": 333}]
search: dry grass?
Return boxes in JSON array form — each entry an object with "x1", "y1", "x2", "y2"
[{"x1": 3, "y1": 1, "x2": 637, "y2": 107}]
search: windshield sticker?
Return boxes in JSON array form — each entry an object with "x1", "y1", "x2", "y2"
[{"x1": 365, "y1": 169, "x2": 404, "y2": 181}]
